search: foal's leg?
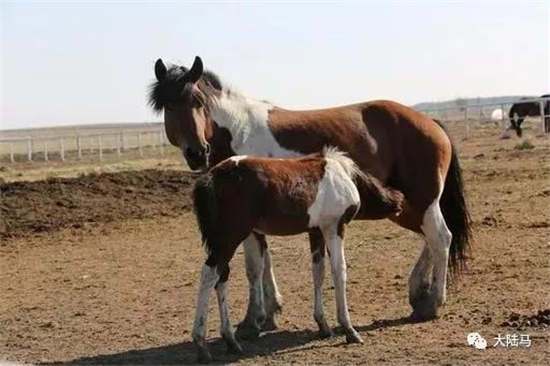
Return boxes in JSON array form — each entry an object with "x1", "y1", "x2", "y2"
[
  {"x1": 192, "y1": 261, "x2": 220, "y2": 363},
  {"x1": 236, "y1": 234, "x2": 266, "y2": 339},
  {"x1": 215, "y1": 265, "x2": 243, "y2": 355},
  {"x1": 262, "y1": 246, "x2": 283, "y2": 330},
  {"x1": 418, "y1": 199, "x2": 452, "y2": 320},
  {"x1": 323, "y1": 225, "x2": 363, "y2": 344},
  {"x1": 309, "y1": 229, "x2": 332, "y2": 338}
]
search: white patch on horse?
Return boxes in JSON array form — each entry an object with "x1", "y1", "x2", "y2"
[
  {"x1": 420, "y1": 176, "x2": 452, "y2": 305},
  {"x1": 307, "y1": 149, "x2": 361, "y2": 228},
  {"x1": 210, "y1": 90, "x2": 302, "y2": 158},
  {"x1": 229, "y1": 155, "x2": 248, "y2": 166}
]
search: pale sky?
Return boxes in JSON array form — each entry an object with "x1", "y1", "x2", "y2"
[{"x1": 1, "y1": 0, "x2": 548, "y2": 129}]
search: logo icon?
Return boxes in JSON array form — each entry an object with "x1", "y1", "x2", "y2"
[{"x1": 467, "y1": 332, "x2": 487, "y2": 350}]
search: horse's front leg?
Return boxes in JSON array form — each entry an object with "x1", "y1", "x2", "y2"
[
  {"x1": 323, "y1": 225, "x2": 363, "y2": 344},
  {"x1": 192, "y1": 261, "x2": 220, "y2": 363},
  {"x1": 236, "y1": 234, "x2": 267, "y2": 339}
]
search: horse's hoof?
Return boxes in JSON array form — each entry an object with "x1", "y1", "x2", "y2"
[
  {"x1": 235, "y1": 322, "x2": 261, "y2": 340},
  {"x1": 262, "y1": 316, "x2": 278, "y2": 331},
  {"x1": 319, "y1": 327, "x2": 334, "y2": 339},
  {"x1": 197, "y1": 348, "x2": 213, "y2": 364},
  {"x1": 225, "y1": 338, "x2": 244, "y2": 355},
  {"x1": 345, "y1": 330, "x2": 364, "y2": 344}
]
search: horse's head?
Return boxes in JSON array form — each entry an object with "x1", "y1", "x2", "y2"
[{"x1": 149, "y1": 56, "x2": 214, "y2": 171}]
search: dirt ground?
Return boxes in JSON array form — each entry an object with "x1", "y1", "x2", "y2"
[{"x1": 1, "y1": 123, "x2": 549, "y2": 365}]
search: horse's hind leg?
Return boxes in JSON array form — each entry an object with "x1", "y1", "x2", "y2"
[
  {"x1": 309, "y1": 228, "x2": 332, "y2": 338},
  {"x1": 236, "y1": 234, "x2": 267, "y2": 339},
  {"x1": 323, "y1": 225, "x2": 363, "y2": 344},
  {"x1": 416, "y1": 199, "x2": 452, "y2": 320},
  {"x1": 408, "y1": 245, "x2": 434, "y2": 317},
  {"x1": 215, "y1": 264, "x2": 243, "y2": 355},
  {"x1": 192, "y1": 260, "x2": 220, "y2": 363}
]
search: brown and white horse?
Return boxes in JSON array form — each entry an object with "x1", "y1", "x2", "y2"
[
  {"x1": 149, "y1": 56, "x2": 472, "y2": 335},
  {"x1": 191, "y1": 149, "x2": 403, "y2": 362}
]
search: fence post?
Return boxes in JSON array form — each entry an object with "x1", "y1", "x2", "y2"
[
  {"x1": 27, "y1": 137, "x2": 33, "y2": 161},
  {"x1": 44, "y1": 141, "x2": 48, "y2": 161},
  {"x1": 464, "y1": 107, "x2": 470, "y2": 139},
  {"x1": 9, "y1": 143, "x2": 15, "y2": 163},
  {"x1": 98, "y1": 135, "x2": 103, "y2": 161},
  {"x1": 138, "y1": 132, "x2": 143, "y2": 157},
  {"x1": 116, "y1": 133, "x2": 122, "y2": 157},
  {"x1": 60, "y1": 138, "x2": 65, "y2": 161},
  {"x1": 539, "y1": 100, "x2": 546, "y2": 135},
  {"x1": 120, "y1": 131, "x2": 125, "y2": 151},
  {"x1": 500, "y1": 104, "x2": 507, "y2": 130},
  {"x1": 77, "y1": 135, "x2": 82, "y2": 159}
]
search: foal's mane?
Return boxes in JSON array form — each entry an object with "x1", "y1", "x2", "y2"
[
  {"x1": 322, "y1": 146, "x2": 362, "y2": 180},
  {"x1": 148, "y1": 63, "x2": 223, "y2": 113}
]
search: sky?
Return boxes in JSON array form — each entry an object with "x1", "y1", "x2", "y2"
[{"x1": 1, "y1": 0, "x2": 548, "y2": 129}]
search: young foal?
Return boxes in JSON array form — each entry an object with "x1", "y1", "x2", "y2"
[{"x1": 191, "y1": 148, "x2": 403, "y2": 362}]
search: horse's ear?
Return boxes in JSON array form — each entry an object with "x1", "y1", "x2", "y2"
[
  {"x1": 187, "y1": 56, "x2": 203, "y2": 83},
  {"x1": 155, "y1": 59, "x2": 167, "y2": 81}
]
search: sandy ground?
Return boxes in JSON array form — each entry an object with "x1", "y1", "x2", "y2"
[{"x1": 1, "y1": 123, "x2": 549, "y2": 365}]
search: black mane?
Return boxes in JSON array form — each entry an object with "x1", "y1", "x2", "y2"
[{"x1": 148, "y1": 64, "x2": 223, "y2": 113}]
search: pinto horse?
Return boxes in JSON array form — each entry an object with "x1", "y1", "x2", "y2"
[
  {"x1": 191, "y1": 149, "x2": 404, "y2": 362},
  {"x1": 148, "y1": 56, "x2": 472, "y2": 335},
  {"x1": 508, "y1": 94, "x2": 550, "y2": 137}
]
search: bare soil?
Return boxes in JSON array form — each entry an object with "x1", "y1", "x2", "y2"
[{"x1": 1, "y1": 124, "x2": 549, "y2": 365}]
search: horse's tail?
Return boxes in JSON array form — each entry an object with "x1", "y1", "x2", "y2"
[
  {"x1": 192, "y1": 173, "x2": 219, "y2": 255},
  {"x1": 434, "y1": 119, "x2": 473, "y2": 278}
]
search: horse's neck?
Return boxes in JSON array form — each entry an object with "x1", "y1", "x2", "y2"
[{"x1": 210, "y1": 91, "x2": 294, "y2": 156}]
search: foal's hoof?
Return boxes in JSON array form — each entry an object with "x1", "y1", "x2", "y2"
[
  {"x1": 197, "y1": 347, "x2": 213, "y2": 364},
  {"x1": 262, "y1": 316, "x2": 278, "y2": 331},
  {"x1": 226, "y1": 340, "x2": 244, "y2": 355},
  {"x1": 235, "y1": 322, "x2": 261, "y2": 340},
  {"x1": 345, "y1": 330, "x2": 364, "y2": 344},
  {"x1": 319, "y1": 327, "x2": 334, "y2": 339}
]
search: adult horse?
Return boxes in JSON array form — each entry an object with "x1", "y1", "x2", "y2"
[
  {"x1": 508, "y1": 94, "x2": 550, "y2": 137},
  {"x1": 148, "y1": 56, "x2": 472, "y2": 336}
]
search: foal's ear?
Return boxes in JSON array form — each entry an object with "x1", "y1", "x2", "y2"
[
  {"x1": 155, "y1": 59, "x2": 167, "y2": 81},
  {"x1": 186, "y1": 56, "x2": 203, "y2": 83}
]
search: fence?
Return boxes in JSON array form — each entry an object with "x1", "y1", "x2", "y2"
[
  {"x1": 0, "y1": 127, "x2": 170, "y2": 164},
  {"x1": 417, "y1": 96, "x2": 550, "y2": 139}
]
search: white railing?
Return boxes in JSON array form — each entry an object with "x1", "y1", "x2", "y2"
[
  {"x1": 0, "y1": 127, "x2": 169, "y2": 163},
  {"x1": 417, "y1": 96, "x2": 550, "y2": 138}
]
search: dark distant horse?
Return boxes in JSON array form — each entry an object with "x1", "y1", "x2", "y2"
[
  {"x1": 508, "y1": 94, "x2": 550, "y2": 137},
  {"x1": 148, "y1": 56, "x2": 472, "y2": 337},
  {"x1": 191, "y1": 149, "x2": 403, "y2": 362}
]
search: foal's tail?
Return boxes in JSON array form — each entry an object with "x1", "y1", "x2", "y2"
[
  {"x1": 192, "y1": 173, "x2": 219, "y2": 255},
  {"x1": 434, "y1": 119, "x2": 473, "y2": 278}
]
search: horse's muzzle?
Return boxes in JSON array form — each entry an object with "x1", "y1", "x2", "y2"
[{"x1": 184, "y1": 145, "x2": 209, "y2": 171}]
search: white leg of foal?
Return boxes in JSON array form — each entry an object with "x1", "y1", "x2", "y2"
[
  {"x1": 215, "y1": 280, "x2": 243, "y2": 354},
  {"x1": 192, "y1": 263, "x2": 219, "y2": 363},
  {"x1": 312, "y1": 250, "x2": 332, "y2": 337},
  {"x1": 262, "y1": 248, "x2": 283, "y2": 330},
  {"x1": 237, "y1": 234, "x2": 266, "y2": 338},
  {"x1": 422, "y1": 200, "x2": 452, "y2": 309},
  {"x1": 324, "y1": 226, "x2": 363, "y2": 344}
]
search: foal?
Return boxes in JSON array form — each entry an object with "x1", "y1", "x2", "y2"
[{"x1": 191, "y1": 148, "x2": 403, "y2": 362}]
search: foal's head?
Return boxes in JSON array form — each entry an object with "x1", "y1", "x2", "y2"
[{"x1": 149, "y1": 56, "x2": 221, "y2": 170}]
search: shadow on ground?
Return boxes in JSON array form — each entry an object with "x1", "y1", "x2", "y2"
[{"x1": 43, "y1": 316, "x2": 416, "y2": 365}]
